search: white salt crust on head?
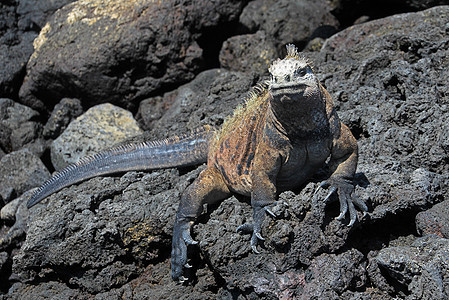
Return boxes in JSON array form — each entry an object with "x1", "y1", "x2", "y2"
[{"x1": 268, "y1": 58, "x2": 307, "y2": 79}]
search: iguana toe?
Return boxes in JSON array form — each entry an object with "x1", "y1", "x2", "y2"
[
  {"x1": 320, "y1": 178, "x2": 368, "y2": 226},
  {"x1": 236, "y1": 223, "x2": 253, "y2": 233},
  {"x1": 237, "y1": 204, "x2": 276, "y2": 253},
  {"x1": 171, "y1": 220, "x2": 197, "y2": 281},
  {"x1": 182, "y1": 230, "x2": 198, "y2": 245}
]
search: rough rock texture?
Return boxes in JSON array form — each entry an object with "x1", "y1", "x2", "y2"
[
  {"x1": 0, "y1": 150, "x2": 50, "y2": 205},
  {"x1": 0, "y1": 0, "x2": 74, "y2": 99},
  {"x1": 333, "y1": 0, "x2": 449, "y2": 27},
  {"x1": 377, "y1": 235, "x2": 449, "y2": 299},
  {"x1": 314, "y1": 6, "x2": 449, "y2": 176},
  {"x1": 416, "y1": 200, "x2": 449, "y2": 238},
  {"x1": 0, "y1": 191, "x2": 32, "y2": 252},
  {"x1": 194, "y1": 187, "x2": 370, "y2": 299},
  {"x1": 16, "y1": 0, "x2": 77, "y2": 29},
  {"x1": 12, "y1": 169, "x2": 196, "y2": 294},
  {"x1": 43, "y1": 98, "x2": 83, "y2": 139},
  {"x1": 0, "y1": 98, "x2": 41, "y2": 153},
  {"x1": 239, "y1": 0, "x2": 339, "y2": 50},
  {"x1": 0, "y1": 31, "x2": 36, "y2": 99},
  {"x1": 137, "y1": 68, "x2": 256, "y2": 137},
  {"x1": 219, "y1": 31, "x2": 277, "y2": 74},
  {"x1": 1, "y1": 1, "x2": 449, "y2": 299},
  {"x1": 0, "y1": 1, "x2": 35, "y2": 99},
  {"x1": 18, "y1": 0, "x2": 246, "y2": 112},
  {"x1": 51, "y1": 103, "x2": 142, "y2": 170}
]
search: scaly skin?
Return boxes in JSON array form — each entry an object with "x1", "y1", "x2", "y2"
[
  {"x1": 27, "y1": 44, "x2": 367, "y2": 283},
  {"x1": 170, "y1": 45, "x2": 367, "y2": 281},
  {"x1": 27, "y1": 128, "x2": 213, "y2": 208}
]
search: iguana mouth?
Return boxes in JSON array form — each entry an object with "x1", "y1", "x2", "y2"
[
  {"x1": 271, "y1": 82, "x2": 308, "y2": 91},
  {"x1": 270, "y1": 82, "x2": 308, "y2": 98}
]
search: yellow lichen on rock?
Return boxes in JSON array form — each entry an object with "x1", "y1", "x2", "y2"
[
  {"x1": 31, "y1": 23, "x2": 51, "y2": 59},
  {"x1": 66, "y1": 0, "x2": 155, "y2": 26},
  {"x1": 123, "y1": 221, "x2": 160, "y2": 259}
]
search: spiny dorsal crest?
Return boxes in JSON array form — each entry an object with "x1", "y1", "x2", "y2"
[
  {"x1": 285, "y1": 44, "x2": 301, "y2": 60},
  {"x1": 268, "y1": 44, "x2": 312, "y2": 80}
]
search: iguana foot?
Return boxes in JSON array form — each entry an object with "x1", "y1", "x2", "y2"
[
  {"x1": 171, "y1": 219, "x2": 197, "y2": 282},
  {"x1": 320, "y1": 178, "x2": 368, "y2": 226},
  {"x1": 237, "y1": 206, "x2": 275, "y2": 253}
]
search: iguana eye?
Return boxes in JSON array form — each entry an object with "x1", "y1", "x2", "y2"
[{"x1": 296, "y1": 68, "x2": 307, "y2": 77}]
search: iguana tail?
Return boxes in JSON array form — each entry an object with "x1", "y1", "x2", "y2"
[{"x1": 27, "y1": 128, "x2": 214, "y2": 208}]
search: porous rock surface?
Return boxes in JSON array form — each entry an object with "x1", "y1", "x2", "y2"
[
  {"x1": 0, "y1": 1, "x2": 448, "y2": 299},
  {"x1": 18, "y1": 0, "x2": 246, "y2": 112},
  {"x1": 0, "y1": 150, "x2": 49, "y2": 205},
  {"x1": 42, "y1": 98, "x2": 83, "y2": 139},
  {"x1": 0, "y1": 0, "x2": 74, "y2": 99},
  {"x1": 239, "y1": 0, "x2": 339, "y2": 50},
  {"x1": 377, "y1": 235, "x2": 449, "y2": 299},
  {"x1": 0, "y1": 98, "x2": 41, "y2": 153},
  {"x1": 51, "y1": 103, "x2": 142, "y2": 170}
]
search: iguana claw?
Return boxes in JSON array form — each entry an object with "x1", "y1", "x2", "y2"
[
  {"x1": 171, "y1": 220, "x2": 197, "y2": 281},
  {"x1": 319, "y1": 178, "x2": 368, "y2": 226},
  {"x1": 236, "y1": 204, "x2": 277, "y2": 253}
]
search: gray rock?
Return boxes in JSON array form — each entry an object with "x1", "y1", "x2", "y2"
[
  {"x1": 299, "y1": 249, "x2": 366, "y2": 299},
  {"x1": 0, "y1": 251, "x2": 8, "y2": 271},
  {"x1": 416, "y1": 200, "x2": 449, "y2": 238},
  {"x1": 194, "y1": 185, "x2": 338, "y2": 281},
  {"x1": 5, "y1": 282, "x2": 82, "y2": 300},
  {"x1": 12, "y1": 168, "x2": 198, "y2": 293},
  {"x1": 0, "y1": 191, "x2": 31, "y2": 250},
  {"x1": 18, "y1": 0, "x2": 245, "y2": 112},
  {"x1": 239, "y1": 0, "x2": 339, "y2": 50},
  {"x1": 139, "y1": 69, "x2": 255, "y2": 139},
  {"x1": 135, "y1": 96, "x2": 166, "y2": 131},
  {"x1": 0, "y1": 196, "x2": 22, "y2": 222},
  {"x1": 0, "y1": 0, "x2": 78, "y2": 99},
  {"x1": 0, "y1": 31, "x2": 37, "y2": 99},
  {"x1": 43, "y1": 98, "x2": 83, "y2": 139},
  {"x1": 317, "y1": 6, "x2": 449, "y2": 175},
  {"x1": 377, "y1": 235, "x2": 449, "y2": 299},
  {"x1": 0, "y1": 98, "x2": 41, "y2": 153},
  {"x1": 0, "y1": 149, "x2": 50, "y2": 204},
  {"x1": 16, "y1": 0, "x2": 77, "y2": 29},
  {"x1": 333, "y1": 0, "x2": 449, "y2": 25},
  {"x1": 219, "y1": 31, "x2": 277, "y2": 74},
  {"x1": 50, "y1": 103, "x2": 142, "y2": 170},
  {"x1": 6, "y1": 4, "x2": 449, "y2": 299},
  {"x1": 10, "y1": 121, "x2": 41, "y2": 151}
]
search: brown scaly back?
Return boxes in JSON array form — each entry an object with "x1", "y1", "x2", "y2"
[
  {"x1": 210, "y1": 44, "x2": 312, "y2": 153},
  {"x1": 210, "y1": 81, "x2": 270, "y2": 152}
]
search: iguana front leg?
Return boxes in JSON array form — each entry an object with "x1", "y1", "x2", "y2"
[
  {"x1": 237, "y1": 153, "x2": 280, "y2": 253},
  {"x1": 171, "y1": 167, "x2": 230, "y2": 282},
  {"x1": 324, "y1": 122, "x2": 368, "y2": 226}
]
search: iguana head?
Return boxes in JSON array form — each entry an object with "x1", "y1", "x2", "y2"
[
  {"x1": 268, "y1": 44, "x2": 319, "y2": 100},
  {"x1": 268, "y1": 44, "x2": 329, "y2": 135}
]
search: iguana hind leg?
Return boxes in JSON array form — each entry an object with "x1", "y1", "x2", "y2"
[{"x1": 171, "y1": 167, "x2": 230, "y2": 282}]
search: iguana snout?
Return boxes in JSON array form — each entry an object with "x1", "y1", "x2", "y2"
[{"x1": 269, "y1": 52, "x2": 318, "y2": 99}]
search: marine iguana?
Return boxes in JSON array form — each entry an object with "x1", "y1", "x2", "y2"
[{"x1": 27, "y1": 44, "x2": 368, "y2": 282}]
